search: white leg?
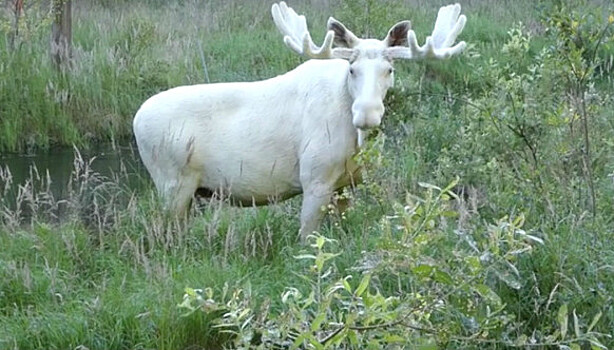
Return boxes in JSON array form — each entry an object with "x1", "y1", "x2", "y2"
[
  {"x1": 159, "y1": 177, "x2": 199, "y2": 219},
  {"x1": 299, "y1": 182, "x2": 334, "y2": 242}
]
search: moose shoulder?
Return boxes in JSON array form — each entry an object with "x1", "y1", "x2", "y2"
[{"x1": 133, "y1": 2, "x2": 467, "y2": 241}]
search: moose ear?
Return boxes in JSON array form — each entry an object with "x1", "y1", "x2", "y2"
[
  {"x1": 384, "y1": 21, "x2": 411, "y2": 47},
  {"x1": 327, "y1": 17, "x2": 360, "y2": 48}
]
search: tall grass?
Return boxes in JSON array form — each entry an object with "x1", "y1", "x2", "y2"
[
  {"x1": 0, "y1": 151, "x2": 308, "y2": 349},
  {"x1": 0, "y1": 0, "x2": 549, "y2": 153}
]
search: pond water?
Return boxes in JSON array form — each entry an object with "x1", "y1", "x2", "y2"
[{"x1": 0, "y1": 142, "x2": 148, "y2": 205}]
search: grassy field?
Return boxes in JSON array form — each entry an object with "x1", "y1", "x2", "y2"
[
  {"x1": 1, "y1": 0, "x2": 614, "y2": 349},
  {"x1": 0, "y1": 0, "x2": 551, "y2": 153}
]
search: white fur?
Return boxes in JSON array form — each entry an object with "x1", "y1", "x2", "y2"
[
  {"x1": 134, "y1": 60, "x2": 361, "y2": 238},
  {"x1": 133, "y1": 3, "x2": 467, "y2": 240}
]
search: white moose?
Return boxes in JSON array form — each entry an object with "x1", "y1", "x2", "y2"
[{"x1": 133, "y1": 2, "x2": 467, "y2": 240}]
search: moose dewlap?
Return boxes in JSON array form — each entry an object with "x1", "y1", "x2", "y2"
[{"x1": 133, "y1": 2, "x2": 467, "y2": 240}]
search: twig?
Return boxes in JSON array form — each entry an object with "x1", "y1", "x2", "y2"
[{"x1": 197, "y1": 41, "x2": 210, "y2": 84}]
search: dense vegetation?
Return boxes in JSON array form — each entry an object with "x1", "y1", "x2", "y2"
[{"x1": 1, "y1": 0, "x2": 613, "y2": 349}]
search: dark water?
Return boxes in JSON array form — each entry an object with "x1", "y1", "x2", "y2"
[{"x1": 0, "y1": 143, "x2": 147, "y2": 204}]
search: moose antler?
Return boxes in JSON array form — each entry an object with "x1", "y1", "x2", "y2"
[
  {"x1": 272, "y1": 2, "x2": 466, "y2": 61},
  {"x1": 271, "y1": 1, "x2": 336, "y2": 59},
  {"x1": 389, "y1": 3, "x2": 467, "y2": 60}
]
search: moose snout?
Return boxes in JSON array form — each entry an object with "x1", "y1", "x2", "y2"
[{"x1": 352, "y1": 100, "x2": 384, "y2": 129}]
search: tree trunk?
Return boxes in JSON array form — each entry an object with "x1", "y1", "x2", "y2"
[
  {"x1": 51, "y1": 0, "x2": 72, "y2": 69},
  {"x1": 9, "y1": 0, "x2": 24, "y2": 50}
]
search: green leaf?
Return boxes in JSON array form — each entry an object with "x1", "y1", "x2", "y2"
[
  {"x1": 587, "y1": 311, "x2": 602, "y2": 332},
  {"x1": 342, "y1": 276, "x2": 353, "y2": 293},
  {"x1": 321, "y1": 252, "x2": 342, "y2": 261},
  {"x1": 315, "y1": 256, "x2": 324, "y2": 271},
  {"x1": 418, "y1": 342, "x2": 438, "y2": 350},
  {"x1": 294, "y1": 254, "x2": 317, "y2": 260},
  {"x1": 290, "y1": 334, "x2": 306, "y2": 350},
  {"x1": 367, "y1": 339, "x2": 381, "y2": 349},
  {"x1": 383, "y1": 334, "x2": 406, "y2": 343},
  {"x1": 308, "y1": 335, "x2": 325, "y2": 350},
  {"x1": 328, "y1": 328, "x2": 347, "y2": 345},
  {"x1": 494, "y1": 263, "x2": 522, "y2": 289},
  {"x1": 348, "y1": 330, "x2": 359, "y2": 345},
  {"x1": 441, "y1": 210, "x2": 459, "y2": 218},
  {"x1": 465, "y1": 256, "x2": 481, "y2": 271},
  {"x1": 311, "y1": 312, "x2": 326, "y2": 332},
  {"x1": 570, "y1": 343, "x2": 581, "y2": 350},
  {"x1": 442, "y1": 177, "x2": 460, "y2": 194},
  {"x1": 588, "y1": 337, "x2": 607, "y2": 349},
  {"x1": 418, "y1": 182, "x2": 442, "y2": 191},
  {"x1": 476, "y1": 284, "x2": 502, "y2": 306},
  {"x1": 573, "y1": 309, "x2": 581, "y2": 337},
  {"x1": 515, "y1": 334, "x2": 528, "y2": 346},
  {"x1": 237, "y1": 308, "x2": 251, "y2": 321},
  {"x1": 512, "y1": 213, "x2": 525, "y2": 227},
  {"x1": 558, "y1": 303, "x2": 569, "y2": 340},
  {"x1": 433, "y1": 269, "x2": 453, "y2": 285},
  {"x1": 355, "y1": 274, "x2": 371, "y2": 297},
  {"x1": 316, "y1": 235, "x2": 326, "y2": 249},
  {"x1": 412, "y1": 264, "x2": 434, "y2": 278},
  {"x1": 363, "y1": 291, "x2": 373, "y2": 308}
]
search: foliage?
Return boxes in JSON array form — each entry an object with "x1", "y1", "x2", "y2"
[
  {"x1": 0, "y1": 0, "x2": 53, "y2": 50},
  {"x1": 448, "y1": 5, "x2": 614, "y2": 220},
  {"x1": 180, "y1": 180, "x2": 607, "y2": 349},
  {"x1": 337, "y1": 0, "x2": 392, "y2": 37}
]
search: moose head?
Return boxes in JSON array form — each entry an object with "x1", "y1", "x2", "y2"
[{"x1": 272, "y1": 2, "x2": 466, "y2": 144}]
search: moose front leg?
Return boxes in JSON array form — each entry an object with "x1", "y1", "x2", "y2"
[{"x1": 298, "y1": 182, "x2": 335, "y2": 242}]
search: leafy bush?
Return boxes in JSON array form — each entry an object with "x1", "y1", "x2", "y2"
[
  {"x1": 179, "y1": 3, "x2": 614, "y2": 348},
  {"x1": 180, "y1": 179, "x2": 608, "y2": 349}
]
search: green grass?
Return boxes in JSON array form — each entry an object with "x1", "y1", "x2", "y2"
[
  {"x1": 0, "y1": 0, "x2": 544, "y2": 153},
  {"x1": 1, "y1": 0, "x2": 614, "y2": 348},
  {"x1": 0, "y1": 159, "x2": 380, "y2": 349}
]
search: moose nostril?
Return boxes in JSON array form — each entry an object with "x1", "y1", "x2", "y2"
[
  {"x1": 354, "y1": 119, "x2": 380, "y2": 129},
  {"x1": 352, "y1": 112, "x2": 382, "y2": 129},
  {"x1": 352, "y1": 100, "x2": 385, "y2": 129}
]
